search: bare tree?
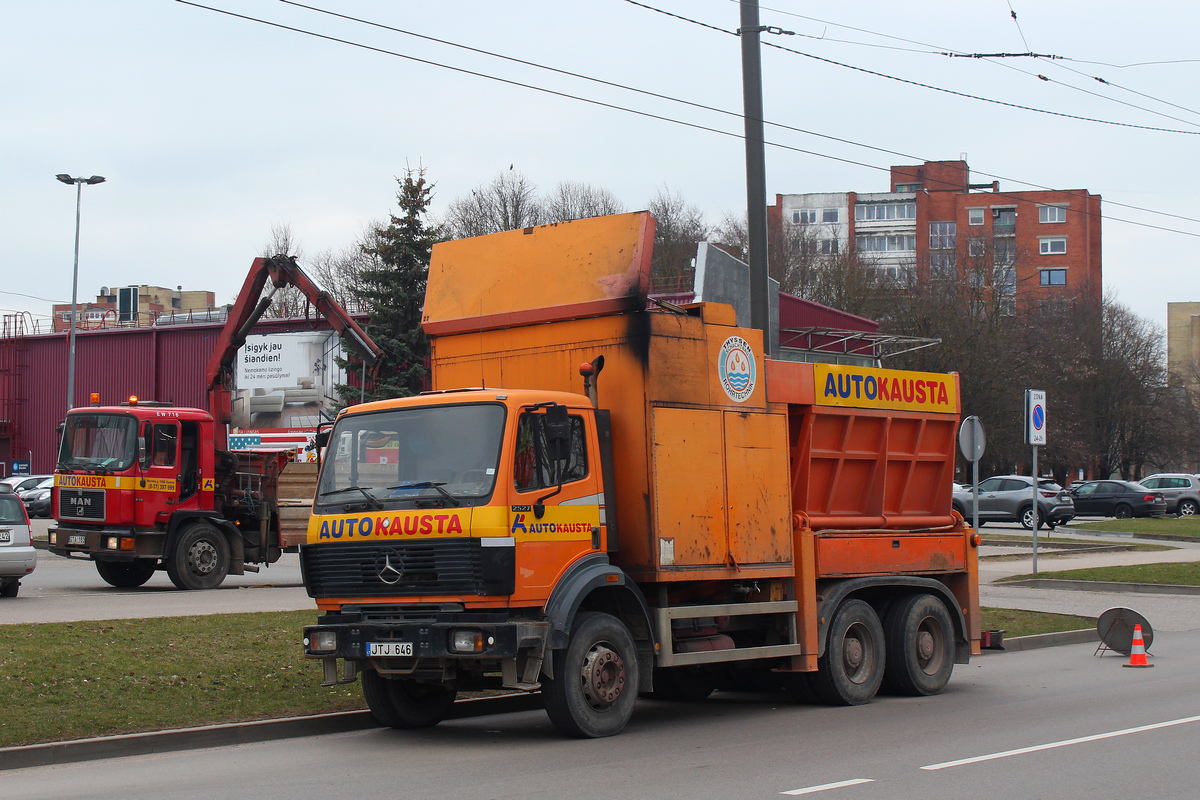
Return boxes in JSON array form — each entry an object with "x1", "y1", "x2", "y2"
[
  {"x1": 544, "y1": 181, "x2": 625, "y2": 222},
  {"x1": 647, "y1": 186, "x2": 709, "y2": 291},
  {"x1": 257, "y1": 222, "x2": 307, "y2": 318},
  {"x1": 441, "y1": 170, "x2": 543, "y2": 239}
]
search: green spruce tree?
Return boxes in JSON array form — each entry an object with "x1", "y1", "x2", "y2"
[{"x1": 336, "y1": 168, "x2": 440, "y2": 404}]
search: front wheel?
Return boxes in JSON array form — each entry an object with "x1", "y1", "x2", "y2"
[
  {"x1": 166, "y1": 522, "x2": 230, "y2": 590},
  {"x1": 361, "y1": 669, "x2": 457, "y2": 729},
  {"x1": 96, "y1": 560, "x2": 157, "y2": 588},
  {"x1": 1114, "y1": 504, "x2": 1133, "y2": 520},
  {"x1": 882, "y1": 594, "x2": 956, "y2": 696},
  {"x1": 542, "y1": 611, "x2": 640, "y2": 738},
  {"x1": 810, "y1": 599, "x2": 885, "y2": 706}
]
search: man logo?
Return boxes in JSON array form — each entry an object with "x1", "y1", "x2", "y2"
[{"x1": 374, "y1": 549, "x2": 405, "y2": 585}]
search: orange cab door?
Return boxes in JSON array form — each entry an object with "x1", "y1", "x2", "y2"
[
  {"x1": 507, "y1": 406, "x2": 603, "y2": 601},
  {"x1": 135, "y1": 421, "x2": 182, "y2": 527}
]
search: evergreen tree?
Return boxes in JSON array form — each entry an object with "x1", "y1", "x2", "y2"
[{"x1": 336, "y1": 168, "x2": 439, "y2": 404}]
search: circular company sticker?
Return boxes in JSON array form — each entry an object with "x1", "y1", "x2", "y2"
[{"x1": 718, "y1": 335, "x2": 757, "y2": 403}]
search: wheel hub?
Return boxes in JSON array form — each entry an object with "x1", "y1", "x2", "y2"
[
  {"x1": 917, "y1": 630, "x2": 935, "y2": 661},
  {"x1": 581, "y1": 644, "x2": 625, "y2": 708},
  {"x1": 188, "y1": 540, "x2": 217, "y2": 575},
  {"x1": 843, "y1": 636, "x2": 864, "y2": 671}
]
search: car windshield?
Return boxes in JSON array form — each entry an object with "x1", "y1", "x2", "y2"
[
  {"x1": 58, "y1": 413, "x2": 138, "y2": 471},
  {"x1": 316, "y1": 403, "x2": 506, "y2": 509}
]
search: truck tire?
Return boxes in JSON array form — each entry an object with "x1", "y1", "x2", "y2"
[
  {"x1": 542, "y1": 611, "x2": 639, "y2": 738},
  {"x1": 166, "y1": 522, "x2": 230, "y2": 590},
  {"x1": 96, "y1": 560, "x2": 157, "y2": 588},
  {"x1": 650, "y1": 665, "x2": 717, "y2": 701},
  {"x1": 810, "y1": 599, "x2": 885, "y2": 706},
  {"x1": 881, "y1": 594, "x2": 955, "y2": 696},
  {"x1": 361, "y1": 669, "x2": 457, "y2": 729}
]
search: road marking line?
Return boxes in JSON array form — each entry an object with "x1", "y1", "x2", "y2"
[
  {"x1": 922, "y1": 714, "x2": 1200, "y2": 771},
  {"x1": 781, "y1": 778, "x2": 874, "y2": 795}
]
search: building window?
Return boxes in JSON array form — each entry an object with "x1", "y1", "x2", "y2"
[
  {"x1": 820, "y1": 239, "x2": 839, "y2": 255},
  {"x1": 930, "y1": 252, "x2": 957, "y2": 279},
  {"x1": 993, "y1": 239, "x2": 1015, "y2": 266},
  {"x1": 992, "y1": 208, "x2": 1016, "y2": 234},
  {"x1": 1040, "y1": 269, "x2": 1067, "y2": 286},
  {"x1": 929, "y1": 221, "x2": 956, "y2": 250},
  {"x1": 1040, "y1": 237, "x2": 1067, "y2": 255},
  {"x1": 855, "y1": 202, "x2": 916, "y2": 221},
  {"x1": 855, "y1": 234, "x2": 916, "y2": 252},
  {"x1": 967, "y1": 238, "x2": 987, "y2": 257},
  {"x1": 1039, "y1": 205, "x2": 1068, "y2": 223},
  {"x1": 968, "y1": 208, "x2": 984, "y2": 226},
  {"x1": 822, "y1": 208, "x2": 840, "y2": 223},
  {"x1": 793, "y1": 209, "x2": 818, "y2": 225},
  {"x1": 895, "y1": 183, "x2": 920, "y2": 193}
]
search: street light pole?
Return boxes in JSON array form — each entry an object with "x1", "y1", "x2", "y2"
[{"x1": 56, "y1": 174, "x2": 106, "y2": 411}]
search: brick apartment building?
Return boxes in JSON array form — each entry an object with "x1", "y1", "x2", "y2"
[
  {"x1": 768, "y1": 160, "x2": 1103, "y2": 312},
  {"x1": 52, "y1": 284, "x2": 220, "y2": 332}
]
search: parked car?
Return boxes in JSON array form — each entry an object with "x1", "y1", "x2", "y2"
[
  {"x1": 1138, "y1": 474, "x2": 1200, "y2": 517},
  {"x1": 952, "y1": 475, "x2": 1075, "y2": 530},
  {"x1": 18, "y1": 477, "x2": 54, "y2": 518},
  {"x1": 1070, "y1": 480, "x2": 1168, "y2": 519},
  {"x1": 0, "y1": 474, "x2": 51, "y2": 495},
  {"x1": 0, "y1": 491, "x2": 37, "y2": 597}
]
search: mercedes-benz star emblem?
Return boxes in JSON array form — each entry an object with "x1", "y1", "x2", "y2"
[{"x1": 374, "y1": 550, "x2": 405, "y2": 585}]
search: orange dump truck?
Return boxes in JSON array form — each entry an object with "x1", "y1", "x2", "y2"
[{"x1": 301, "y1": 212, "x2": 979, "y2": 738}]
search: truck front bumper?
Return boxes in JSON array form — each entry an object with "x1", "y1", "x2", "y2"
[
  {"x1": 303, "y1": 610, "x2": 550, "y2": 689},
  {"x1": 48, "y1": 525, "x2": 143, "y2": 561}
]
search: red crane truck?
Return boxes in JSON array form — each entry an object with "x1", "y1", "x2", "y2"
[
  {"x1": 300, "y1": 213, "x2": 980, "y2": 737},
  {"x1": 49, "y1": 255, "x2": 383, "y2": 590}
]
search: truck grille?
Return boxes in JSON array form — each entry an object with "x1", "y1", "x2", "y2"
[
  {"x1": 302, "y1": 538, "x2": 510, "y2": 598},
  {"x1": 58, "y1": 488, "x2": 105, "y2": 521}
]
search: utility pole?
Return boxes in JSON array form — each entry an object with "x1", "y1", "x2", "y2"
[{"x1": 739, "y1": 0, "x2": 771, "y2": 356}]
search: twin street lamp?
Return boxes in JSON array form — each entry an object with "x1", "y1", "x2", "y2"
[{"x1": 56, "y1": 174, "x2": 106, "y2": 411}]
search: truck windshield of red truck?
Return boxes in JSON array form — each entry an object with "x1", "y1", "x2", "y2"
[{"x1": 58, "y1": 413, "x2": 138, "y2": 471}]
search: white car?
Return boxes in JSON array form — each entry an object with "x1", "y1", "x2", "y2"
[{"x1": 0, "y1": 490, "x2": 37, "y2": 597}]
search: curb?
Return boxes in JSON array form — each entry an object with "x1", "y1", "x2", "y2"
[
  {"x1": 995, "y1": 628, "x2": 1099, "y2": 652},
  {"x1": 0, "y1": 693, "x2": 542, "y2": 772},
  {"x1": 999, "y1": 578, "x2": 1200, "y2": 596}
]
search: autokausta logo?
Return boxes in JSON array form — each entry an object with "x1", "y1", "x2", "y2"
[{"x1": 718, "y1": 335, "x2": 756, "y2": 403}]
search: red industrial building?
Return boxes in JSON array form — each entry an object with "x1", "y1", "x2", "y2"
[{"x1": 0, "y1": 315, "x2": 361, "y2": 477}]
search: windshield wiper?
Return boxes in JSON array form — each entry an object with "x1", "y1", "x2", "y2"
[
  {"x1": 388, "y1": 481, "x2": 461, "y2": 507},
  {"x1": 319, "y1": 486, "x2": 384, "y2": 510}
]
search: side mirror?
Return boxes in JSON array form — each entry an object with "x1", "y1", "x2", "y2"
[
  {"x1": 544, "y1": 405, "x2": 571, "y2": 465},
  {"x1": 314, "y1": 430, "x2": 330, "y2": 449},
  {"x1": 137, "y1": 436, "x2": 148, "y2": 468}
]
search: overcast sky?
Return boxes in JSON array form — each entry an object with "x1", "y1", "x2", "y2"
[{"x1": 3, "y1": 1, "x2": 1197, "y2": 334}]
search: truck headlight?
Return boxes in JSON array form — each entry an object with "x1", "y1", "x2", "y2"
[
  {"x1": 450, "y1": 630, "x2": 485, "y2": 653},
  {"x1": 307, "y1": 631, "x2": 338, "y2": 653}
]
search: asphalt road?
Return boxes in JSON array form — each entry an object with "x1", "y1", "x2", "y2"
[
  {"x1": 0, "y1": 519, "x2": 314, "y2": 626},
  {"x1": 5, "y1": 632, "x2": 1199, "y2": 800}
]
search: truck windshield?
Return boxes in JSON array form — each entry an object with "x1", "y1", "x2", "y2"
[
  {"x1": 58, "y1": 413, "x2": 138, "y2": 471},
  {"x1": 317, "y1": 403, "x2": 506, "y2": 508}
]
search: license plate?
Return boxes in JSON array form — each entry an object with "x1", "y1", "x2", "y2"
[
  {"x1": 67, "y1": 534, "x2": 86, "y2": 545},
  {"x1": 366, "y1": 642, "x2": 413, "y2": 657},
  {"x1": 0, "y1": 530, "x2": 10, "y2": 543}
]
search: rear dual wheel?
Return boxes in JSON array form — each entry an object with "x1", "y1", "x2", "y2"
[
  {"x1": 810, "y1": 599, "x2": 885, "y2": 706},
  {"x1": 882, "y1": 594, "x2": 956, "y2": 696}
]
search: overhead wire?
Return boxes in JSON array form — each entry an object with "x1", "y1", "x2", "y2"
[
  {"x1": 741, "y1": 0, "x2": 1200, "y2": 127},
  {"x1": 174, "y1": 0, "x2": 1200, "y2": 239}
]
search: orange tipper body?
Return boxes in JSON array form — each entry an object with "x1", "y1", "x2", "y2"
[{"x1": 301, "y1": 212, "x2": 980, "y2": 738}]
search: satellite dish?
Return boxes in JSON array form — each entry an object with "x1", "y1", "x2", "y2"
[{"x1": 1097, "y1": 607, "x2": 1153, "y2": 655}]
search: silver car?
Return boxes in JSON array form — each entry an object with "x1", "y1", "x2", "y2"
[
  {"x1": 953, "y1": 475, "x2": 1075, "y2": 530},
  {"x1": 0, "y1": 491, "x2": 37, "y2": 597},
  {"x1": 1138, "y1": 474, "x2": 1200, "y2": 517}
]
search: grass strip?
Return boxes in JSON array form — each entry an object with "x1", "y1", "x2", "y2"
[
  {"x1": 999, "y1": 561, "x2": 1200, "y2": 586},
  {"x1": 0, "y1": 611, "x2": 363, "y2": 749},
  {"x1": 0, "y1": 605, "x2": 1099, "y2": 749},
  {"x1": 1064, "y1": 517, "x2": 1200, "y2": 537},
  {"x1": 980, "y1": 607, "x2": 1095, "y2": 637}
]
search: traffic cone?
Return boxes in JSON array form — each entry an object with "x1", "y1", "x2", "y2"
[{"x1": 1123, "y1": 624, "x2": 1154, "y2": 668}]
